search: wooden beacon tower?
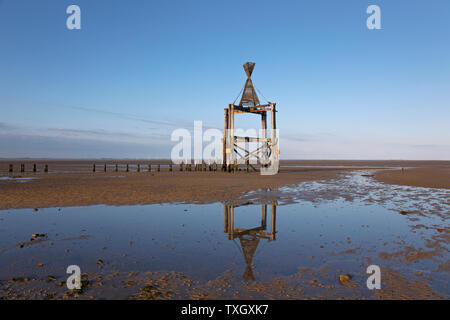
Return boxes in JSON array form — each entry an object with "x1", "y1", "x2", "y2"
[{"x1": 222, "y1": 62, "x2": 279, "y2": 175}]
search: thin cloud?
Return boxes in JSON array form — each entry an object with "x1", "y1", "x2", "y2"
[
  {"x1": 0, "y1": 122, "x2": 13, "y2": 130},
  {"x1": 64, "y1": 105, "x2": 219, "y2": 130},
  {"x1": 0, "y1": 123, "x2": 171, "y2": 146},
  {"x1": 0, "y1": 134, "x2": 170, "y2": 159}
]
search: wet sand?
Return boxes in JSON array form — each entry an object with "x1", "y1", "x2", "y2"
[
  {"x1": 375, "y1": 167, "x2": 450, "y2": 189},
  {"x1": 1, "y1": 267, "x2": 443, "y2": 300},
  {"x1": 0, "y1": 168, "x2": 348, "y2": 210},
  {"x1": 0, "y1": 160, "x2": 449, "y2": 209}
]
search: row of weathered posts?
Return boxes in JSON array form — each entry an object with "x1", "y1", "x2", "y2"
[
  {"x1": 8, "y1": 164, "x2": 48, "y2": 173},
  {"x1": 6, "y1": 162, "x2": 252, "y2": 174},
  {"x1": 91, "y1": 162, "x2": 250, "y2": 173}
]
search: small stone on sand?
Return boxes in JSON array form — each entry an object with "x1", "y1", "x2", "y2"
[{"x1": 338, "y1": 274, "x2": 351, "y2": 285}]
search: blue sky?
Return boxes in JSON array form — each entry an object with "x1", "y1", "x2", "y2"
[{"x1": 0, "y1": 0, "x2": 449, "y2": 159}]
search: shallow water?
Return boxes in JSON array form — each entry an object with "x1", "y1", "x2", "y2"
[
  {"x1": 0, "y1": 171, "x2": 448, "y2": 299},
  {"x1": 0, "y1": 177, "x2": 37, "y2": 182}
]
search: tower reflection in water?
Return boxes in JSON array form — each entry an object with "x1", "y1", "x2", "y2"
[{"x1": 223, "y1": 203, "x2": 277, "y2": 281}]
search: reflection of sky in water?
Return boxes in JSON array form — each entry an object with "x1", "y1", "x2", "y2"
[
  {"x1": 0, "y1": 171, "x2": 448, "y2": 297},
  {"x1": 0, "y1": 177, "x2": 37, "y2": 182}
]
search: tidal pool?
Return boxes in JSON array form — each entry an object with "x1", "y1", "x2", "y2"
[{"x1": 0, "y1": 172, "x2": 448, "y2": 299}]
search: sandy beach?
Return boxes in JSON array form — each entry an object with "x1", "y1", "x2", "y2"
[
  {"x1": 0, "y1": 160, "x2": 449, "y2": 210},
  {"x1": 375, "y1": 167, "x2": 450, "y2": 189}
]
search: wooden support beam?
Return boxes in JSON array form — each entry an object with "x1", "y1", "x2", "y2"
[
  {"x1": 271, "y1": 203, "x2": 277, "y2": 241},
  {"x1": 261, "y1": 111, "x2": 267, "y2": 132},
  {"x1": 229, "y1": 206, "x2": 234, "y2": 240},
  {"x1": 223, "y1": 108, "x2": 228, "y2": 168},
  {"x1": 224, "y1": 205, "x2": 228, "y2": 233},
  {"x1": 261, "y1": 204, "x2": 267, "y2": 228},
  {"x1": 229, "y1": 104, "x2": 234, "y2": 167},
  {"x1": 271, "y1": 103, "x2": 277, "y2": 130},
  {"x1": 233, "y1": 137, "x2": 271, "y2": 143},
  {"x1": 233, "y1": 104, "x2": 272, "y2": 113}
]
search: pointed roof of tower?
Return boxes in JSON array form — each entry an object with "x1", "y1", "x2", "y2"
[
  {"x1": 239, "y1": 62, "x2": 260, "y2": 107},
  {"x1": 243, "y1": 62, "x2": 255, "y2": 77}
]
